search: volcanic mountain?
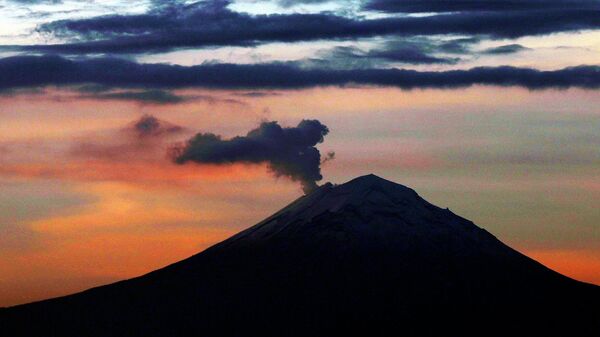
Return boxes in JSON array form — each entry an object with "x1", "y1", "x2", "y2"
[{"x1": 1, "y1": 175, "x2": 598, "y2": 336}]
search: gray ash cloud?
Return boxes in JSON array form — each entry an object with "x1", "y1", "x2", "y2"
[{"x1": 172, "y1": 120, "x2": 332, "y2": 194}]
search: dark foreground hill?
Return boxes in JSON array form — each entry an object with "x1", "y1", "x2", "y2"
[{"x1": 1, "y1": 174, "x2": 599, "y2": 336}]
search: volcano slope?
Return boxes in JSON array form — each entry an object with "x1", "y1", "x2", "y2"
[{"x1": 1, "y1": 174, "x2": 598, "y2": 336}]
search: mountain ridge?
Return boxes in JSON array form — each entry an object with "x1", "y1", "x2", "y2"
[{"x1": 1, "y1": 174, "x2": 599, "y2": 337}]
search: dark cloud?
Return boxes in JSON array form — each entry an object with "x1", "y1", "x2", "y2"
[
  {"x1": 364, "y1": 0, "x2": 600, "y2": 13},
  {"x1": 368, "y1": 40, "x2": 461, "y2": 64},
  {"x1": 438, "y1": 37, "x2": 481, "y2": 54},
  {"x1": 10, "y1": 0, "x2": 600, "y2": 55},
  {"x1": 305, "y1": 46, "x2": 380, "y2": 69},
  {"x1": 482, "y1": 44, "x2": 529, "y2": 55},
  {"x1": 1, "y1": 55, "x2": 599, "y2": 91},
  {"x1": 306, "y1": 42, "x2": 459, "y2": 69},
  {"x1": 172, "y1": 120, "x2": 331, "y2": 194},
  {"x1": 369, "y1": 47, "x2": 458, "y2": 64}
]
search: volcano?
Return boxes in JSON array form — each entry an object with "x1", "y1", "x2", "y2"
[{"x1": 1, "y1": 174, "x2": 598, "y2": 336}]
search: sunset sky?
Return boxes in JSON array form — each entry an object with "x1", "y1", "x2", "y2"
[{"x1": 0, "y1": 0, "x2": 599, "y2": 307}]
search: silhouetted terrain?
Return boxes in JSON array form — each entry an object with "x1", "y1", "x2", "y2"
[{"x1": 1, "y1": 175, "x2": 598, "y2": 336}]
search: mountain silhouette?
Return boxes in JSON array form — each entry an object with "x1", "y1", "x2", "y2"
[{"x1": 1, "y1": 174, "x2": 598, "y2": 336}]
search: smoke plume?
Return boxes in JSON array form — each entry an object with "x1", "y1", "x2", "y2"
[{"x1": 172, "y1": 120, "x2": 332, "y2": 194}]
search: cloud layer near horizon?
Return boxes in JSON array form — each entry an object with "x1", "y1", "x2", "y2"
[{"x1": 1, "y1": 55, "x2": 599, "y2": 92}]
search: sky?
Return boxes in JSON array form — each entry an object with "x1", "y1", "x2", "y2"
[{"x1": 0, "y1": 0, "x2": 599, "y2": 307}]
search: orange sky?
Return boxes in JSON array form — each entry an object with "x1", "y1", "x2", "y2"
[{"x1": 1, "y1": 86, "x2": 599, "y2": 307}]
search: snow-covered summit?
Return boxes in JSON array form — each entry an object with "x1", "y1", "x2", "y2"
[
  {"x1": 257, "y1": 174, "x2": 422, "y2": 222},
  {"x1": 212, "y1": 174, "x2": 507, "y2": 259}
]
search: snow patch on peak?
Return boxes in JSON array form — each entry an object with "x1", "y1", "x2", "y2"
[
  {"x1": 218, "y1": 175, "x2": 437, "y2": 247},
  {"x1": 292, "y1": 175, "x2": 416, "y2": 215},
  {"x1": 332, "y1": 174, "x2": 417, "y2": 198},
  {"x1": 206, "y1": 173, "x2": 518, "y2": 263}
]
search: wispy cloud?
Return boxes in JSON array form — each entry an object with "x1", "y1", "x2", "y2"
[
  {"x1": 76, "y1": 88, "x2": 245, "y2": 105},
  {"x1": 69, "y1": 114, "x2": 186, "y2": 162}
]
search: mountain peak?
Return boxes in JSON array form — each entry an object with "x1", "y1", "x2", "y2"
[
  {"x1": 212, "y1": 174, "x2": 456, "y2": 251},
  {"x1": 300, "y1": 174, "x2": 422, "y2": 217},
  {"x1": 346, "y1": 173, "x2": 388, "y2": 183},
  {"x1": 326, "y1": 173, "x2": 416, "y2": 198},
  {"x1": 322, "y1": 173, "x2": 408, "y2": 190},
  {"x1": 3, "y1": 174, "x2": 599, "y2": 337}
]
